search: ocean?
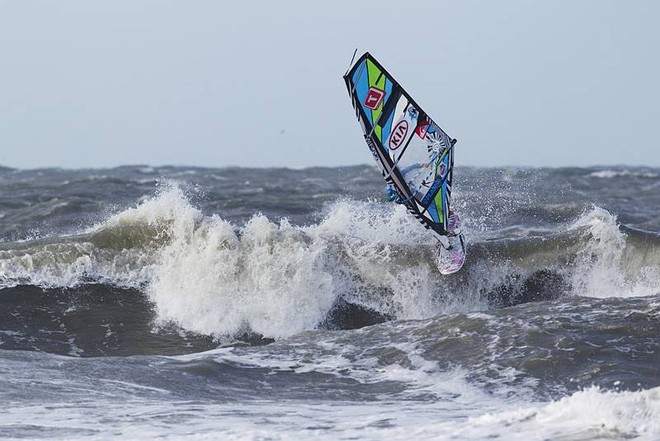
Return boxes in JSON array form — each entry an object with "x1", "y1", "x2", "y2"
[{"x1": 0, "y1": 164, "x2": 658, "y2": 440}]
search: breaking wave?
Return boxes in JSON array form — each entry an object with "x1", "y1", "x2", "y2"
[{"x1": 1, "y1": 184, "x2": 659, "y2": 339}]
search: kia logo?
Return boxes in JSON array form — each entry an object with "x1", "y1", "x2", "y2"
[{"x1": 389, "y1": 120, "x2": 409, "y2": 150}]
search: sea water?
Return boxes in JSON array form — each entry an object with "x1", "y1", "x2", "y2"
[{"x1": 0, "y1": 165, "x2": 658, "y2": 440}]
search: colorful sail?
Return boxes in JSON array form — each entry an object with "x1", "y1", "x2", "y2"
[{"x1": 343, "y1": 52, "x2": 457, "y2": 236}]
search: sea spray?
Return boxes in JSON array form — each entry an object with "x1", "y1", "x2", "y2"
[
  {"x1": 571, "y1": 206, "x2": 660, "y2": 298},
  {"x1": 148, "y1": 213, "x2": 336, "y2": 339}
]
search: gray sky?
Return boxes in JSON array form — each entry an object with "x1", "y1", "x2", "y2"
[{"x1": 1, "y1": 0, "x2": 658, "y2": 169}]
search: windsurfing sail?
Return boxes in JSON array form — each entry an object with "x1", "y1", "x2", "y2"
[{"x1": 343, "y1": 52, "x2": 457, "y2": 236}]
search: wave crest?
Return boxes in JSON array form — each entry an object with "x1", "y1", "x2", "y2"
[{"x1": 1, "y1": 185, "x2": 659, "y2": 339}]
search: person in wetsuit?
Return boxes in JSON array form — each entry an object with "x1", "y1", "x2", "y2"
[{"x1": 384, "y1": 183, "x2": 461, "y2": 249}]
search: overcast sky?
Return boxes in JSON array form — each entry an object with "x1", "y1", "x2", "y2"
[{"x1": 1, "y1": 0, "x2": 658, "y2": 169}]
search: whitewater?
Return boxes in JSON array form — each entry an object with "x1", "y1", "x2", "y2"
[{"x1": 0, "y1": 165, "x2": 658, "y2": 440}]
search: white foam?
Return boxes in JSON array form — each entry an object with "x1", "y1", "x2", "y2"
[
  {"x1": 456, "y1": 386, "x2": 660, "y2": 440},
  {"x1": 2, "y1": 373, "x2": 656, "y2": 441},
  {"x1": 148, "y1": 212, "x2": 336, "y2": 339},
  {"x1": 570, "y1": 207, "x2": 660, "y2": 298},
  {"x1": 590, "y1": 169, "x2": 658, "y2": 179}
]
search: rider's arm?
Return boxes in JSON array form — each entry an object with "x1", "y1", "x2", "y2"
[{"x1": 385, "y1": 185, "x2": 402, "y2": 204}]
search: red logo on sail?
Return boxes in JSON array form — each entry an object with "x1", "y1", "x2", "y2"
[
  {"x1": 416, "y1": 121, "x2": 430, "y2": 139},
  {"x1": 364, "y1": 86, "x2": 386, "y2": 110},
  {"x1": 389, "y1": 120, "x2": 409, "y2": 150}
]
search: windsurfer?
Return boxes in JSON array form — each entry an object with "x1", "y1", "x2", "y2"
[
  {"x1": 385, "y1": 184, "x2": 402, "y2": 203},
  {"x1": 385, "y1": 184, "x2": 461, "y2": 249}
]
